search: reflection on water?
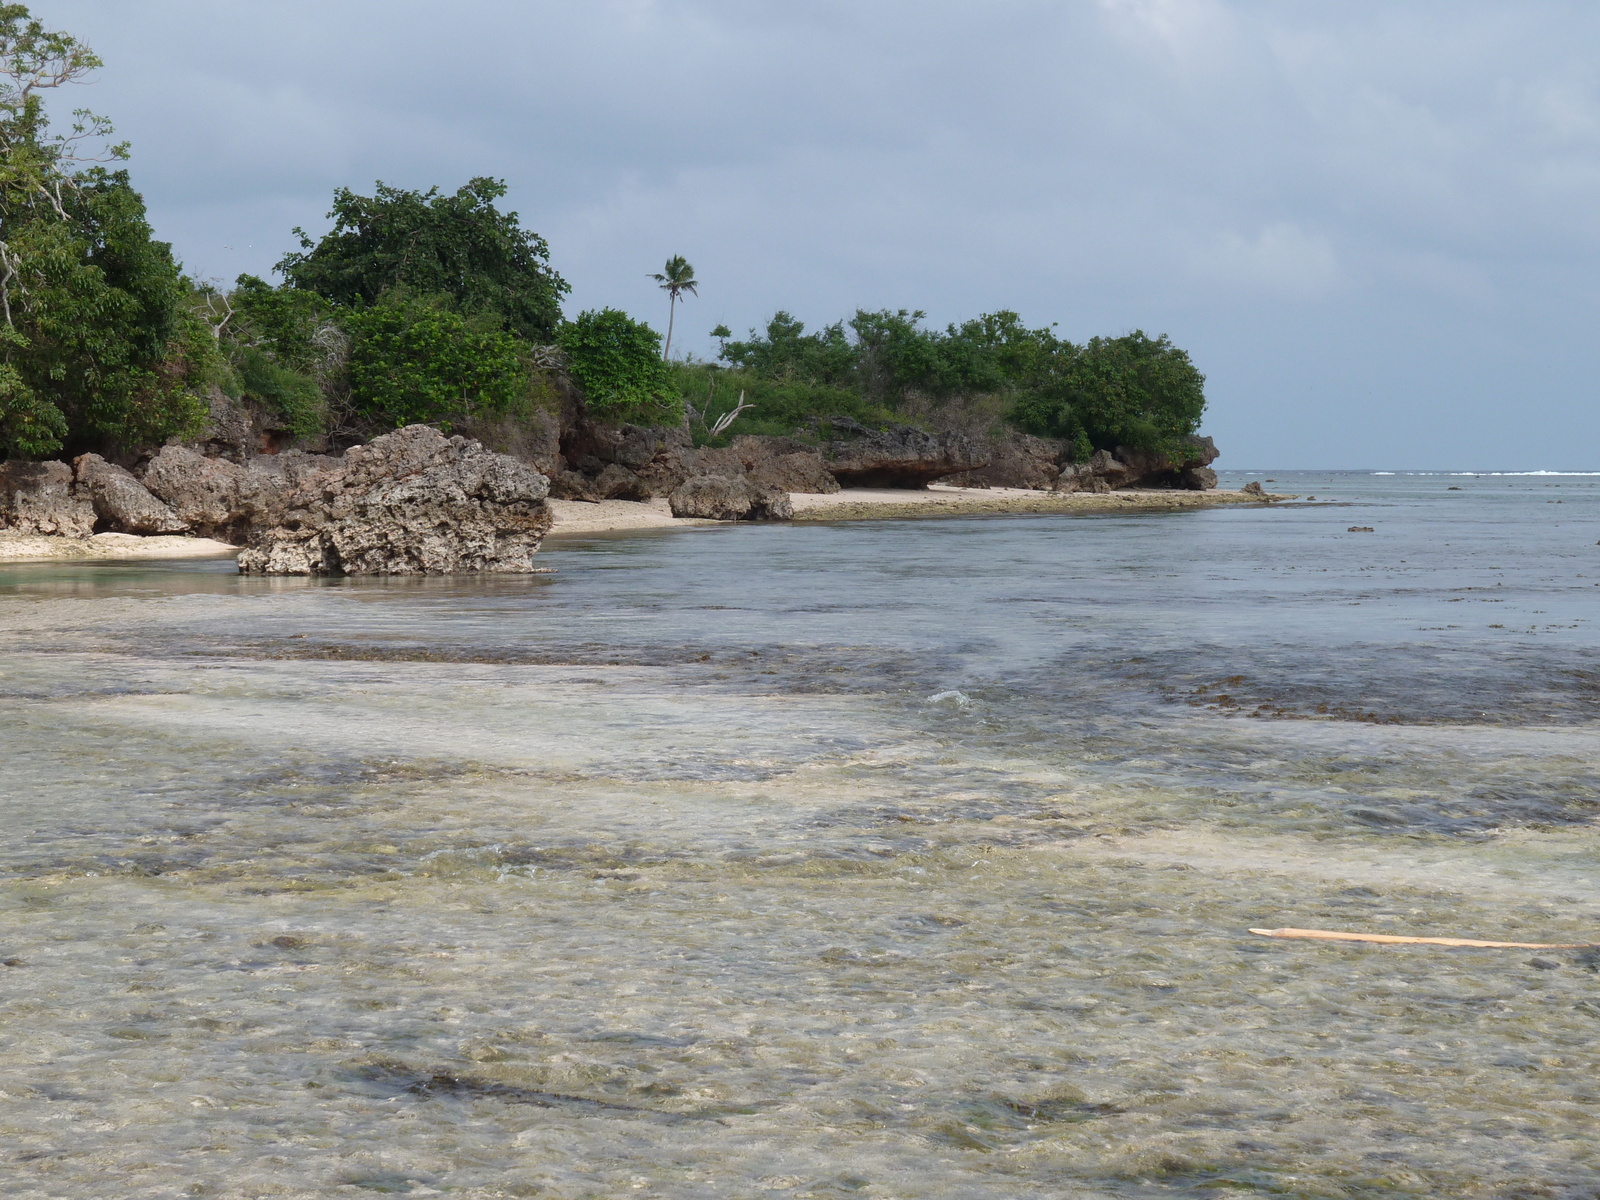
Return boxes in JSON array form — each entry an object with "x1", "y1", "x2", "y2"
[{"x1": 2, "y1": 471, "x2": 1599, "y2": 1198}]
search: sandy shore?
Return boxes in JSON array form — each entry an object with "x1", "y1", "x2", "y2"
[
  {"x1": 1, "y1": 487, "x2": 1287, "y2": 558},
  {"x1": 544, "y1": 497, "x2": 719, "y2": 536},
  {"x1": 790, "y1": 483, "x2": 1286, "y2": 521},
  {"x1": 547, "y1": 484, "x2": 1287, "y2": 535},
  {"x1": 0, "y1": 532, "x2": 240, "y2": 563}
]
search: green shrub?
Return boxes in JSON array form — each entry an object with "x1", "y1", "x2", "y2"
[
  {"x1": 557, "y1": 308, "x2": 676, "y2": 423},
  {"x1": 0, "y1": 170, "x2": 213, "y2": 458},
  {"x1": 344, "y1": 293, "x2": 530, "y2": 430},
  {"x1": 1009, "y1": 331, "x2": 1205, "y2": 460},
  {"x1": 277, "y1": 177, "x2": 568, "y2": 342},
  {"x1": 670, "y1": 362, "x2": 899, "y2": 445},
  {"x1": 237, "y1": 348, "x2": 325, "y2": 440}
]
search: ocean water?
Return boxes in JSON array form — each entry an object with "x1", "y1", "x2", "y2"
[{"x1": 2, "y1": 471, "x2": 1598, "y2": 1199}]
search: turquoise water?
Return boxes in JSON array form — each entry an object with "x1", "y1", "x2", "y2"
[{"x1": 2, "y1": 473, "x2": 1598, "y2": 1198}]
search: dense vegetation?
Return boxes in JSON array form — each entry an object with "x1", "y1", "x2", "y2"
[
  {"x1": 0, "y1": 4, "x2": 1205, "y2": 465},
  {"x1": 0, "y1": 6, "x2": 214, "y2": 459},
  {"x1": 677, "y1": 309, "x2": 1205, "y2": 460}
]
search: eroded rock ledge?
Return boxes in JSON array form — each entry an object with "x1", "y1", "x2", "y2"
[
  {"x1": 549, "y1": 416, "x2": 1219, "y2": 501},
  {"x1": 2, "y1": 426, "x2": 552, "y2": 574}
]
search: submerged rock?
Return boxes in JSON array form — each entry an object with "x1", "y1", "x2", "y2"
[
  {"x1": 237, "y1": 425, "x2": 552, "y2": 575},
  {"x1": 667, "y1": 474, "x2": 793, "y2": 521},
  {"x1": 0, "y1": 460, "x2": 95, "y2": 536},
  {"x1": 73, "y1": 454, "x2": 188, "y2": 534}
]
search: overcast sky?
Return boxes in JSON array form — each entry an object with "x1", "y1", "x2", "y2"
[{"x1": 44, "y1": 0, "x2": 1600, "y2": 467}]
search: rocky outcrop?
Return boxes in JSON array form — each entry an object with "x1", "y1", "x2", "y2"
[
  {"x1": 667, "y1": 475, "x2": 793, "y2": 521},
  {"x1": 1101, "y1": 436, "x2": 1220, "y2": 491},
  {"x1": 553, "y1": 420, "x2": 837, "y2": 505},
  {"x1": 694, "y1": 436, "x2": 840, "y2": 495},
  {"x1": 943, "y1": 433, "x2": 1063, "y2": 491},
  {"x1": 138, "y1": 445, "x2": 337, "y2": 541},
  {"x1": 947, "y1": 430, "x2": 1220, "y2": 493},
  {"x1": 819, "y1": 419, "x2": 988, "y2": 488},
  {"x1": 236, "y1": 425, "x2": 551, "y2": 575},
  {"x1": 0, "y1": 460, "x2": 95, "y2": 536},
  {"x1": 73, "y1": 454, "x2": 189, "y2": 534}
]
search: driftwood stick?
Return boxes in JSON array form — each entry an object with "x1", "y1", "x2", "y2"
[{"x1": 1249, "y1": 927, "x2": 1599, "y2": 949}]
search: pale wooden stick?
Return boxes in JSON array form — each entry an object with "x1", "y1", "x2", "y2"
[{"x1": 1249, "y1": 927, "x2": 1599, "y2": 949}]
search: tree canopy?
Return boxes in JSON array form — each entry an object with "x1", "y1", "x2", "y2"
[
  {"x1": 276, "y1": 178, "x2": 568, "y2": 342},
  {"x1": 0, "y1": 4, "x2": 210, "y2": 459},
  {"x1": 709, "y1": 309, "x2": 1206, "y2": 458}
]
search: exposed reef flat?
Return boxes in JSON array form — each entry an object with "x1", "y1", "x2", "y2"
[{"x1": 789, "y1": 483, "x2": 1290, "y2": 522}]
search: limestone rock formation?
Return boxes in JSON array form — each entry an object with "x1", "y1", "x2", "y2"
[
  {"x1": 667, "y1": 474, "x2": 793, "y2": 521},
  {"x1": 943, "y1": 433, "x2": 1063, "y2": 491},
  {"x1": 0, "y1": 460, "x2": 95, "y2": 536},
  {"x1": 819, "y1": 419, "x2": 988, "y2": 488},
  {"x1": 698, "y1": 436, "x2": 840, "y2": 495},
  {"x1": 140, "y1": 446, "x2": 291, "y2": 540},
  {"x1": 553, "y1": 420, "x2": 838, "y2": 503},
  {"x1": 73, "y1": 454, "x2": 189, "y2": 534},
  {"x1": 236, "y1": 425, "x2": 551, "y2": 575}
]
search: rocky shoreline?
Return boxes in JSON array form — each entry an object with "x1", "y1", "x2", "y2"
[{"x1": 1, "y1": 409, "x2": 1280, "y2": 572}]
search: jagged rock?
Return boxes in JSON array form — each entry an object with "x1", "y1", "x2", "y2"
[
  {"x1": 631, "y1": 446, "x2": 696, "y2": 498},
  {"x1": 73, "y1": 454, "x2": 189, "y2": 534},
  {"x1": 0, "y1": 460, "x2": 95, "y2": 536},
  {"x1": 197, "y1": 387, "x2": 257, "y2": 462},
  {"x1": 667, "y1": 474, "x2": 793, "y2": 521},
  {"x1": 591, "y1": 463, "x2": 651, "y2": 501},
  {"x1": 1054, "y1": 461, "x2": 1106, "y2": 494},
  {"x1": 1242, "y1": 481, "x2": 1266, "y2": 497},
  {"x1": 1111, "y1": 436, "x2": 1220, "y2": 490},
  {"x1": 548, "y1": 468, "x2": 602, "y2": 502},
  {"x1": 139, "y1": 446, "x2": 280, "y2": 539},
  {"x1": 711, "y1": 436, "x2": 839, "y2": 494},
  {"x1": 236, "y1": 425, "x2": 551, "y2": 575},
  {"x1": 945, "y1": 433, "x2": 1062, "y2": 490},
  {"x1": 819, "y1": 419, "x2": 988, "y2": 488},
  {"x1": 455, "y1": 407, "x2": 563, "y2": 478}
]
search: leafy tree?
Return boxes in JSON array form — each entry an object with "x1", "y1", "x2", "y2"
[
  {"x1": 1010, "y1": 331, "x2": 1205, "y2": 459},
  {"x1": 0, "y1": 7, "x2": 210, "y2": 459},
  {"x1": 277, "y1": 178, "x2": 568, "y2": 342},
  {"x1": 218, "y1": 274, "x2": 337, "y2": 439},
  {"x1": 719, "y1": 311, "x2": 856, "y2": 386},
  {"x1": 343, "y1": 291, "x2": 530, "y2": 430},
  {"x1": 557, "y1": 307, "x2": 675, "y2": 422},
  {"x1": 647, "y1": 254, "x2": 696, "y2": 360},
  {"x1": 713, "y1": 307, "x2": 1205, "y2": 455}
]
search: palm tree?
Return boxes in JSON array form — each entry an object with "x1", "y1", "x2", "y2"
[{"x1": 649, "y1": 255, "x2": 697, "y2": 360}]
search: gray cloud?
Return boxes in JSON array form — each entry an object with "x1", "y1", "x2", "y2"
[{"x1": 43, "y1": 0, "x2": 1600, "y2": 466}]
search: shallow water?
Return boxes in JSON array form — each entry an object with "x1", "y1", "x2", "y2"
[{"x1": 2, "y1": 471, "x2": 1599, "y2": 1199}]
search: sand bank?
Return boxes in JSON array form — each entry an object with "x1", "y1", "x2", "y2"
[
  {"x1": 545, "y1": 497, "x2": 720, "y2": 536},
  {"x1": 1, "y1": 488, "x2": 1284, "y2": 557},
  {"x1": 790, "y1": 483, "x2": 1284, "y2": 521},
  {"x1": 0, "y1": 532, "x2": 239, "y2": 563},
  {"x1": 545, "y1": 484, "x2": 1285, "y2": 535}
]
